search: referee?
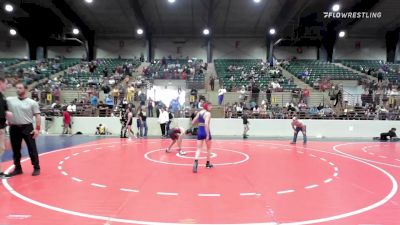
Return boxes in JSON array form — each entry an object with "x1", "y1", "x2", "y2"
[{"x1": 7, "y1": 82, "x2": 41, "y2": 176}]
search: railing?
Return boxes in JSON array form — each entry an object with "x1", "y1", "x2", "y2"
[{"x1": 193, "y1": 92, "x2": 329, "y2": 107}]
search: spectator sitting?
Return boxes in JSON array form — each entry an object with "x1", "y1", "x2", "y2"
[
  {"x1": 253, "y1": 105, "x2": 260, "y2": 115},
  {"x1": 298, "y1": 101, "x2": 307, "y2": 111},
  {"x1": 96, "y1": 124, "x2": 107, "y2": 135},
  {"x1": 308, "y1": 106, "x2": 320, "y2": 116},
  {"x1": 67, "y1": 103, "x2": 77, "y2": 113},
  {"x1": 319, "y1": 106, "x2": 334, "y2": 116},
  {"x1": 105, "y1": 96, "x2": 114, "y2": 109},
  {"x1": 270, "y1": 81, "x2": 281, "y2": 89},
  {"x1": 90, "y1": 95, "x2": 98, "y2": 107}
]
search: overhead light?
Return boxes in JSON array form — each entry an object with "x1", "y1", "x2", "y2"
[
  {"x1": 85, "y1": 0, "x2": 93, "y2": 3},
  {"x1": 168, "y1": 0, "x2": 175, "y2": 3},
  {"x1": 269, "y1": 28, "x2": 276, "y2": 35},
  {"x1": 137, "y1": 28, "x2": 144, "y2": 35},
  {"x1": 72, "y1": 28, "x2": 80, "y2": 35},
  {"x1": 9, "y1": 29, "x2": 17, "y2": 36},
  {"x1": 332, "y1": 4, "x2": 340, "y2": 12},
  {"x1": 4, "y1": 4, "x2": 14, "y2": 12},
  {"x1": 203, "y1": 28, "x2": 210, "y2": 36},
  {"x1": 254, "y1": 0, "x2": 261, "y2": 3},
  {"x1": 338, "y1": 31, "x2": 346, "y2": 38}
]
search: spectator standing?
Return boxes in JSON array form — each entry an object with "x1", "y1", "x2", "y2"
[
  {"x1": 242, "y1": 111, "x2": 250, "y2": 139},
  {"x1": 167, "y1": 109, "x2": 174, "y2": 133},
  {"x1": 126, "y1": 84, "x2": 135, "y2": 103},
  {"x1": 266, "y1": 88, "x2": 272, "y2": 104},
  {"x1": 158, "y1": 108, "x2": 169, "y2": 137},
  {"x1": 139, "y1": 109, "x2": 148, "y2": 137},
  {"x1": 112, "y1": 86, "x2": 120, "y2": 105},
  {"x1": 7, "y1": 83, "x2": 41, "y2": 176},
  {"x1": 170, "y1": 98, "x2": 180, "y2": 117},
  {"x1": 136, "y1": 110, "x2": 142, "y2": 137},
  {"x1": 218, "y1": 86, "x2": 227, "y2": 106},
  {"x1": 190, "y1": 88, "x2": 198, "y2": 107},
  {"x1": 334, "y1": 89, "x2": 343, "y2": 108},
  {"x1": 210, "y1": 76, "x2": 215, "y2": 91},
  {"x1": 53, "y1": 87, "x2": 61, "y2": 103},
  {"x1": 139, "y1": 91, "x2": 147, "y2": 106},
  {"x1": 303, "y1": 87, "x2": 310, "y2": 105},
  {"x1": 147, "y1": 98, "x2": 154, "y2": 117},
  {"x1": 62, "y1": 108, "x2": 72, "y2": 135}
]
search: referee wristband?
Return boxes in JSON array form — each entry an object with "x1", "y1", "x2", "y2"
[{"x1": 36, "y1": 126, "x2": 41, "y2": 130}]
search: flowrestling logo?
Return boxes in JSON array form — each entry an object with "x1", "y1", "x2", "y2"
[{"x1": 323, "y1": 12, "x2": 382, "y2": 19}]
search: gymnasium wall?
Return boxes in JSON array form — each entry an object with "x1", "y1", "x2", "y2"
[
  {"x1": 42, "y1": 117, "x2": 399, "y2": 138},
  {"x1": 47, "y1": 46, "x2": 86, "y2": 59},
  {"x1": 213, "y1": 38, "x2": 266, "y2": 60},
  {"x1": 96, "y1": 39, "x2": 146, "y2": 59},
  {"x1": 153, "y1": 38, "x2": 207, "y2": 60},
  {"x1": 0, "y1": 37, "x2": 389, "y2": 62},
  {"x1": 0, "y1": 39, "x2": 28, "y2": 58},
  {"x1": 335, "y1": 38, "x2": 386, "y2": 60},
  {"x1": 274, "y1": 46, "x2": 318, "y2": 60}
]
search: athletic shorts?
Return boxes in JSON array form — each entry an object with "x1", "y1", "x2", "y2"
[{"x1": 168, "y1": 129, "x2": 179, "y2": 140}]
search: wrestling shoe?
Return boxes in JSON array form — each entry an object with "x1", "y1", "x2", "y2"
[
  {"x1": 178, "y1": 150, "x2": 186, "y2": 155},
  {"x1": 32, "y1": 169, "x2": 41, "y2": 176},
  {"x1": 9, "y1": 169, "x2": 23, "y2": 177},
  {"x1": 205, "y1": 162, "x2": 214, "y2": 169}
]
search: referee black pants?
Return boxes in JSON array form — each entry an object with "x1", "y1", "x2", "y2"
[{"x1": 10, "y1": 124, "x2": 40, "y2": 170}]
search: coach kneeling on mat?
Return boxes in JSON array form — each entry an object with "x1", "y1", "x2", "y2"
[{"x1": 7, "y1": 82, "x2": 41, "y2": 176}]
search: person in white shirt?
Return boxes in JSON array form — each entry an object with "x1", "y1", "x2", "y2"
[
  {"x1": 291, "y1": 117, "x2": 307, "y2": 144},
  {"x1": 218, "y1": 87, "x2": 227, "y2": 106},
  {"x1": 158, "y1": 108, "x2": 169, "y2": 137},
  {"x1": 271, "y1": 81, "x2": 281, "y2": 89}
]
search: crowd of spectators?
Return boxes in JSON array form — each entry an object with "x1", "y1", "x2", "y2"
[
  {"x1": 1, "y1": 58, "x2": 78, "y2": 87},
  {"x1": 143, "y1": 57, "x2": 207, "y2": 80}
]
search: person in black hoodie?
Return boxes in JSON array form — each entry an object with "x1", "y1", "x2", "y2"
[
  {"x1": 374, "y1": 128, "x2": 398, "y2": 141},
  {"x1": 0, "y1": 77, "x2": 12, "y2": 178}
]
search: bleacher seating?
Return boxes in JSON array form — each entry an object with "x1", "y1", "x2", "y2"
[
  {"x1": 0, "y1": 58, "x2": 21, "y2": 68},
  {"x1": 282, "y1": 60, "x2": 360, "y2": 85},
  {"x1": 2, "y1": 58, "x2": 80, "y2": 86},
  {"x1": 61, "y1": 58, "x2": 140, "y2": 88},
  {"x1": 339, "y1": 60, "x2": 400, "y2": 83},
  {"x1": 214, "y1": 59, "x2": 296, "y2": 91},
  {"x1": 144, "y1": 58, "x2": 205, "y2": 89}
]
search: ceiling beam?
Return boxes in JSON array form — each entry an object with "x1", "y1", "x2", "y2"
[
  {"x1": 222, "y1": 0, "x2": 231, "y2": 33},
  {"x1": 129, "y1": 0, "x2": 151, "y2": 35},
  {"x1": 345, "y1": 0, "x2": 381, "y2": 28},
  {"x1": 51, "y1": 0, "x2": 92, "y2": 40},
  {"x1": 207, "y1": 0, "x2": 215, "y2": 29},
  {"x1": 273, "y1": 0, "x2": 310, "y2": 34},
  {"x1": 191, "y1": 0, "x2": 195, "y2": 34},
  {"x1": 253, "y1": 0, "x2": 270, "y2": 33}
]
